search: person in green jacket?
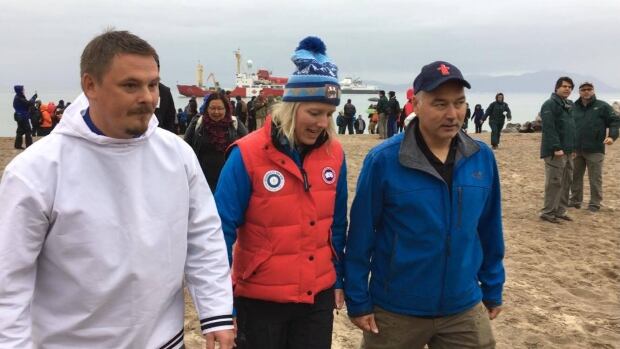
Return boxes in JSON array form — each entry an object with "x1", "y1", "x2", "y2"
[
  {"x1": 568, "y1": 82, "x2": 620, "y2": 212},
  {"x1": 484, "y1": 93, "x2": 512, "y2": 149},
  {"x1": 376, "y1": 90, "x2": 389, "y2": 139},
  {"x1": 540, "y1": 77, "x2": 575, "y2": 224}
]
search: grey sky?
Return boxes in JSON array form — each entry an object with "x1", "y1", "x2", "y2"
[{"x1": 1, "y1": 0, "x2": 619, "y2": 93}]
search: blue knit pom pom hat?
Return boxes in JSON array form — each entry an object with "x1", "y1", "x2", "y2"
[{"x1": 282, "y1": 36, "x2": 341, "y2": 106}]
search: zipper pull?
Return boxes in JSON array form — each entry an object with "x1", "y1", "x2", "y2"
[{"x1": 300, "y1": 168, "x2": 310, "y2": 192}]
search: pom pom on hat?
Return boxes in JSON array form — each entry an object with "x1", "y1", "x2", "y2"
[
  {"x1": 296, "y1": 36, "x2": 327, "y2": 55},
  {"x1": 283, "y1": 36, "x2": 341, "y2": 106}
]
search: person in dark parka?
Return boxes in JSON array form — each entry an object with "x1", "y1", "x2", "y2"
[{"x1": 484, "y1": 93, "x2": 512, "y2": 149}]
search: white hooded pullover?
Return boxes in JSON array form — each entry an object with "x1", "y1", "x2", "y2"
[{"x1": 0, "y1": 94, "x2": 233, "y2": 348}]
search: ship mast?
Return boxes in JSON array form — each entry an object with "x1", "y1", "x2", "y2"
[
  {"x1": 234, "y1": 48, "x2": 241, "y2": 75},
  {"x1": 196, "y1": 61, "x2": 204, "y2": 87}
]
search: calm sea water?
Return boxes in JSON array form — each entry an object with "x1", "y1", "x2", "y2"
[{"x1": 2, "y1": 88, "x2": 618, "y2": 138}]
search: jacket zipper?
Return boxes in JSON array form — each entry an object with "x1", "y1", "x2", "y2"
[
  {"x1": 300, "y1": 168, "x2": 310, "y2": 192},
  {"x1": 437, "y1": 184, "x2": 453, "y2": 315},
  {"x1": 458, "y1": 187, "x2": 463, "y2": 229}
]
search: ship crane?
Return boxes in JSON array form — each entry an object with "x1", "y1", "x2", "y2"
[{"x1": 206, "y1": 73, "x2": 220, "y2": 89}]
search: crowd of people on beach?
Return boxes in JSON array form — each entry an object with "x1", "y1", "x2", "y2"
[
  {"x1": 2, "y1": 29, "x2": 618, "y2": 349},
  {"x1": 11, "y1": 87, "x2": 70, "y2": 149}
]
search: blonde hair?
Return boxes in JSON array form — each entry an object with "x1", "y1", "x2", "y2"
[{"x1": 270, "y1": 101, "x2": 337, "y2": 148}]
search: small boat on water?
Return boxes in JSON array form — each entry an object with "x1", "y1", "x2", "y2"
[{"x1": 339, "y1": 77, "x2": 380, "y2": 94}]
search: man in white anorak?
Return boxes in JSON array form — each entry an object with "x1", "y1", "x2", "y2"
[{"x1": 0, "y1": 30, "x2": 234, "y2": 349}]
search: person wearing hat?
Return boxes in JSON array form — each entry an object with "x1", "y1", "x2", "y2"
[
  {"x1": 539, "y1": 76, "x2": 575, "y2": 223},
  {"x1": 568, "y1": 82, "x2": 620, "y2": 212},
  {"x1": 214, "y1": 36, "x2": 347, "y2": 349},
  {"x1": 345, "y1": 61, "x2": 504, "y2": 348}
]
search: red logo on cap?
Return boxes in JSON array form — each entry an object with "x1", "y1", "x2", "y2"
[{"x1": 437, "y1": 64, "x2": 451, "y2": 76}]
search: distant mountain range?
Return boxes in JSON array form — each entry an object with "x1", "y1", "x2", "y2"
[{"x1": 367, "y1": 71, "x2": 620, "y2": 93}]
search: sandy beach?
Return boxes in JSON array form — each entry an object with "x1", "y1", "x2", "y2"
[{"x1": 1, "y1": 132, "x2": 618, "y2": 348}]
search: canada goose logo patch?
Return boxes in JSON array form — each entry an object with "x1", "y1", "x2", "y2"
[
  {"x1": 263, "y1": 170, "x2": 285, "y2": 192},
  {"x1": 322, "y1": 167, "x2": 336, "y2": 184}
]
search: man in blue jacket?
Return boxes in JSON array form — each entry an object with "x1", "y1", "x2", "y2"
[{"x1": 345, "y1": 61, "x2": 505, "y2": 349}]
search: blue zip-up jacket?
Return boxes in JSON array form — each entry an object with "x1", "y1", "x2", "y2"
[
  {"x1": 344, "y1": 125, "x2": 505, "y2": 317},
  {"x1": 214, "y1": 142, "x2": 348, "y2": 289}
]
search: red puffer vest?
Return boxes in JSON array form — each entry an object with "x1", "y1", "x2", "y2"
[{"x1": 232, "y1": 118, "x2": 344, "y2": 304}]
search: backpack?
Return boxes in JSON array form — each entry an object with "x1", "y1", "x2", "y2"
[{"x1": 336, "y1": 114, "x2": 345, "y2": 127}]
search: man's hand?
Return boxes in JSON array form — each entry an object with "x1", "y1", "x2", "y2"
[
  {"x1": 554, "y1": 150, "x2": 565, "y2": 157},
  {"x1": 204, "y1": 329, "x2": 235, "y2": 349},
  {"x1": 350, "y1": 314, "x2": 379, "y2": 333},
  {"x1": 604, "y1": 137, "x2": 614, "y2": 145},
  {"x1": 486, "y1": 306, "x2": 502, "y2": 320},
  {"x1": 334, "y1": 289, "x2": 345, "y2": 310}
]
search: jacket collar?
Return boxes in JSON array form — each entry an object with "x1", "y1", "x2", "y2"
[
  {"x1": 550, "y1": 93, "x2": 573, "y2": 110},
  {"x1": 266, "y1": 116, "x2": 329, "y2": 164},
  {"x1": 575, "y1": 95, "x2": 597, "y2": 108},
  {"x1": 398, "y1": 118, "x2": 480, "y2": 180}
]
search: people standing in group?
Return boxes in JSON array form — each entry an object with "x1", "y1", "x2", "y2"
[
  {"x1": 154, "y1": 80, "x2": 177, "y2": 133},
  {"x1": 12, "y1": 85, "x2": 37, "y2": 149},
  {"x1": 540, "y1": 76, "x2": 576, "y2": 224},
  {"x1": 568, "y1": 82, "x2": 620, "y2": 212},
  {"x1": 343, "y1": 98, "x2": 356, "y2": 134},
  {"x1": 345, "y1": 61, "x2": 504, "y2": 349},
  {"x1": 376, "y1": 90, "x2": 388, "y2": 139},
  {"x1": 387, "y1": 91, "x2": 400, "y2": 137},
  {"x1": 176, "y1": 107, "x2": 188, "y2": 134},
  {"x1": 484, "y1": 93, "x2": 512, "y2": 149},
  {"x1": 462, "y1": 102, "x2": 471, "y2": 133},
  {"x1": 247, "y1": 96, "x2": 257, "y2": 131},
  {"x1": 253, "y1": 90, "x2": 269, "y2": 129},
  {"x1": 354, "y1": 114, "x2": 366, "y2": 134},
  {"x1": 185, "y1": 92, "x2": 248, "y2": 192},
  {"x1": 215, "y1": 36, "x2": 347, "y2": 349},
  {"x1": 473, "y1": 103, "x2": 485, "y2": 133},
  {"x1": 0, "y1": 30, "x2": 234, "y2": 349},
  {"x1": 185, "y1": 96, "x2": 199, "y2": 124},
  {"x1": 53, "y1": 100, "x2": 64, "y2": 128},
  {"x1": 368, "y1": 104, "x2": 378, "y2": 134},
  {"x1": 29, "y1": 100, "x2": 42, "y2": 137},
  {"x1": 336, "y1": 111, "x2": 346, "y2": 134},
  {"x1": 399, "y1": 88, "x2": 415, "y2": 133},
  {"x1": 234, "y1": 95, "x2": 248, "y2": 126},
  {"x1": 38, "y1": 102, "x2": 54, "y2": 136}
]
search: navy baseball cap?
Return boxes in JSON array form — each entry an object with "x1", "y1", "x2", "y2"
[{"x1": 413, "y1": 61, "x2": 471, "y2": 93}]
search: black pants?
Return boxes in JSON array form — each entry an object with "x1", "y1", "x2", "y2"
[
  {"x1": 14, "y1": 119, "x2": 33, "y2": 148},
  {"x1": 344, "y1": 116, "x2": 354, "y2": 134},
  {"x1": 248, "y1": 116, "x2": 257, "y2": 132},
  {"x1": 475, "y1": 122, "x2": 483, "y2": 133},
  {"x1": 235, "y1": 288, "x2": 335, "y2": 349},
  {"x1": 490, "y1": 120, "x2": 504, "y2": 146}
]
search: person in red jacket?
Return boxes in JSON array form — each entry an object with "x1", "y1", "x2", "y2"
[{"x1": 214, "y1": 36, "x2": 347, "y2": 349}]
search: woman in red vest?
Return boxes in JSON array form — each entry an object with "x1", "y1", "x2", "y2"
[{"x1": 214, "y1": 36, "x2": 347, "y2": 349}]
